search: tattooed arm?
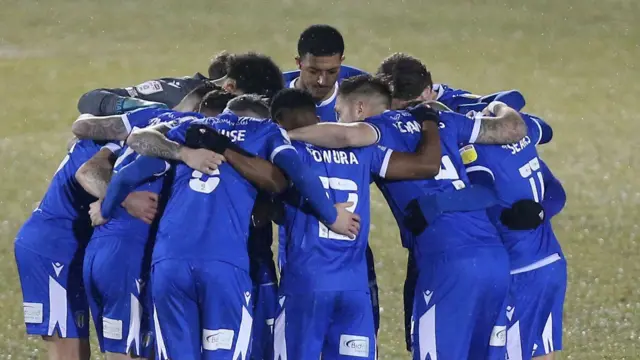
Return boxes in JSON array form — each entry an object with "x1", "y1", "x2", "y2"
[
  {"x1": 71, "y1": 114, "x2": 130, "y2": 141},
  {"x1": 126, "y1": 127, "x2": 182, "y2": 160},
  {"x1": 126, "y1": 126, "x2": 225, "y2": 175},
  {"x1": 75, "y1": 145, "x2": 118, "y2": 198},
  {"x1": 474, "y1": 102, "x2": 527, "y2": 144}
]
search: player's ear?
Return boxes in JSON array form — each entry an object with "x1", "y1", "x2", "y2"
[
  {"x1": 356, "y1": 101, "x2": 365, "y2": 119},
  {"x1": 223, "y1": 80, "x2": 237, "y2": 95},
  {"x1": 295, "y1": 56, "x2": 302, "y2": 69},
  {"x1": 340, "y1": 55, "x2": 345, "y2": 62}
]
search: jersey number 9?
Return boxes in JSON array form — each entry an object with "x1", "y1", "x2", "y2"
[{"x1": 189, "y1": 169, "x2": 221, "y2": 194}]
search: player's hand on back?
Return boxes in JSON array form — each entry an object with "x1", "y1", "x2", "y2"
[
  {"x1": 328, "y1": 202, "x2": 361, "y2": 239},
  {"x1": 89, "y1": 200, "x2": 108, "y2": 226},
  {"x1": 122, "y1": 191, "x2": 159, "y2": 224},
  {"x1": 179, "y1": 147, "x2": 226, "y2": 175}
]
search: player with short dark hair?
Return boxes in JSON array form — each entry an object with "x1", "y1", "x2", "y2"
[
  {"x1": 459, "y1": 107, "x2": 567, "y2": 360},
  {"x1": 208, "y1": 50, "x2": 232, "y2": 79},
  {"x1": 271, "y1": 88, "x2": 442, "y2": 360},
  {"x1": 71, "y1": 86, "x2": 232, "y2": 360},
  {"x1": 280, "y1": 25, "x2": 386, "y2": 342},
  {"x1": 382, "y1": 55, "x2": 567, "y2": 359},
  {"x1": 288, "y1": 74, "x2": 530, "y2": 359},
  {"x1": 120, "y1": 95, "x2": 360, "y2": 359},
  {"x1": 213, "y1": 52, "x2": 284, "y2": 99},
  {"x1": 76, "y1": 51, "x2": 278, "y2": 117},
  {"x1": 377, "y1": 52, "x2": 526, "y2": 113},
  {"x1": 225, "y1": 94, "x2": 270, "y2": 119},
  {"x1": 13, "y1": 137, "x2": 122, "y2": 360},
  {"x1": 284, "y1": 24, "x2": 366, "y2": 121}
]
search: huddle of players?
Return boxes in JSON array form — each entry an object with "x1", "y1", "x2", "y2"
[{"x1": 13, "y1": 24, "x2": 568, "y2": 360}]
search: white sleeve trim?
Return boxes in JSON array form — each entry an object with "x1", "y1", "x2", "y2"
[
  {"x1": 101, "y1": 142, "x2": 122, "y2": 153},
  {"x1": 153, "y1": 161, "x2": 172, "y2": 177},
  {"x1": 466, "y1": 165, "x2": 495, "y2": 181},
  {"x1": 120, "y1": 114, "x2": 132, "y2": 134},
  {"x1": 378, "y1": 149, "x2": 394, "y2": 178},
  {"x1": 269, "y1": 145, "x2": 296, "y2": 163},
  {"x1": 469, "y1": 117, "x2": 482, "y2": 144},
  {"x1": 531, "y1": 117, "x2": 543, "y2": 145},
  {"x1": 361, "y1": 122, "x2": 381, "y2": 144}
]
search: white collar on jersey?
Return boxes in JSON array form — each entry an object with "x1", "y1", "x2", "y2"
[
  {"x1": 433, "y1": 83, "x2": 445, "y2": 100},
  {"x1": 288, "y1": 78, "x2": 339, "y2": 107}
]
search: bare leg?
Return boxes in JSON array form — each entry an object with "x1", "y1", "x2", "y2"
[{"x1": 43, "y1": 335, "x2": 91, "y2": 360}]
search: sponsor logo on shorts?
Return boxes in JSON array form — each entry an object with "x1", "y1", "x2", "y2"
[
  {"x1": 489, "y1": 325, "x2": 507, "y2": 347},
  {"x1": 339, "y1": 334, "x2": 369, "y2": 357},
  {"x1": 202, "y1": 329, "x2": 234, "y2": 351},
  {"x1": 135, "y1": 80, "x2": 163, "y2": 95},
  {"x1": 23, "y1": 302, "x2": 43, "y2": 324},
  {"x1": 74, "y1": 311, "x2": 86, "y2": 329},
  {"x1": 103, "y1": 317, "x2": 123, "y2": 340}
]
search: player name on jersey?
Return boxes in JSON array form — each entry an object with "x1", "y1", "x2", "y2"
[{"x1": 305, "y1": 147, "x2": 360, "y2": 165}]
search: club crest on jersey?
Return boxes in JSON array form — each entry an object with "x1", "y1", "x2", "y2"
[{"x1": 459, "y1": 145, "x2": 478, "y2": 165}]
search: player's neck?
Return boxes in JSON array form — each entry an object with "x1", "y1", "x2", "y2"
[{"x1": 294, "y1": 78, "x2": 336, "y2": 103}]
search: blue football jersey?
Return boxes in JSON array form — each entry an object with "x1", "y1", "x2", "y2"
[
  {"x1": 461, "y1": 114, "x2": 563, "y2": 269},
  {"x1": 15, "y1": 140, "x2": 104, "y2": 260},
  {"x1": 366, "y1": 110, "x2": 501, "y2": 256},
  {"x1": 433, "y1": 83, "x2": 482, "y2": 113},
  {"x1": 279, "y1": 141, "x2": 391, "y2": 293},
  {"x1": 283, "y1": 65, "x2": 367, "y2": 122},
  {"x1": 120, "y1": 107, "x2": 175, "y2": 131},
  {"x1": 154, "y1": 112, "x2": 294, "y2": 271},
  {"x1": 92, "y1": 110, "x2": 203, "y2": 241}
]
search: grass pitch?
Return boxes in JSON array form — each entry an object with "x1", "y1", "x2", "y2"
[{"x1": 1, "y1": 0, "x2": 639, "y2": 358}]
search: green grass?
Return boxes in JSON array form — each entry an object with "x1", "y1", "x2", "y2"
[{"x1": 1, "y1": 0, "x2": 639, "y2": 358}]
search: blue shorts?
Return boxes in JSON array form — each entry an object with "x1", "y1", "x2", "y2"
[
  {"x1": 506, "y1": 256, "x2": 567, "y2": 360},
  {"x1": 152, "y1": 259, "x2": 253, "y2": 360},
  {"x1": 274, "y1": 291, "x2": 376, "y2": 360},
  {"x1": 249, "y1": 257, "x2": 278, "y2": 360},
  {"x1": 14, "y1": 244, "x2": 90, "y2": 338},
  {"x1": 366, "y1": 245, "x2": 380, "y2": 337},
  {"x1": 83, "y1": 236, "x2": 153, "y2": 356},
  {"x1": 411, "y1": 246, "x2": 510, "y2": 360}
]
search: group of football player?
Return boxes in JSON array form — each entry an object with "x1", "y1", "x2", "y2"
[{"x1": 14, "y1": 24, "x2": 568, "y2": 360}]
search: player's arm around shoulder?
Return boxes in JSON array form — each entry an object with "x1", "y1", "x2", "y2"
[
  {"x1": 288, "y1": 122, "x2": 380, "y2": 148},
  {"x1": 126, "y1": 121, "x2": 223, "y2": 175},
  {"x1": 75, "y1": 143, "x2": 120, "y2": 198},
  {"x1": 71, "y1": 113, "x2": 131, "y2": 141},
  {"x1": 474, "y1": 101, "x2": 527, "y2": 144}
]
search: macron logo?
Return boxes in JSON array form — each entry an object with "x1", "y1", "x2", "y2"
[
  {"x1": 506, "y1": 306, "x2": 515, "y2": 321},
  {"x1": 52, "y1": 262, "x2": 64, "y2": 277},
  {"x1": 423, "y1": 290, "x2": 433, "y2": 306}
]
